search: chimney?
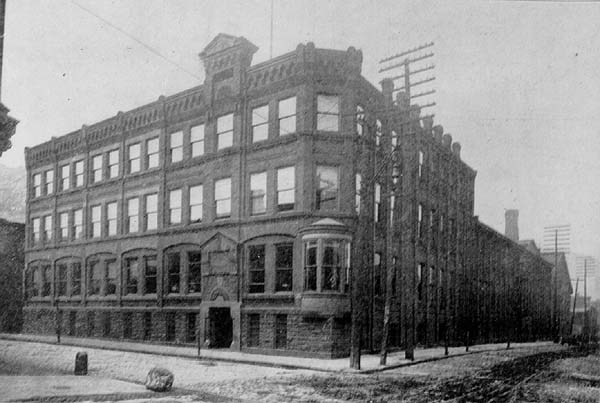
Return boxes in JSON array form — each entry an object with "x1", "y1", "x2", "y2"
[{"x1": 505, "y1": 209, "x2": 519, "y2": 242}]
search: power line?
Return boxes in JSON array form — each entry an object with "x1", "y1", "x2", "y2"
[{"x1": 70, "y1": 0, "x2": 202, "y2": 81}]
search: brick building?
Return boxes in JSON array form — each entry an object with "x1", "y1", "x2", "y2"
[
  {"x1": 0, "y1": 218, "x2": 24, "y2": 332},
  {"x1": 22, "y1": 34, "x2": 563, "y2": 358}
]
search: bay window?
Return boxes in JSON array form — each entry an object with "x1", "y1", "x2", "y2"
[{"x1": 303, "y1": 237, "x2": 350, "y2": 293}]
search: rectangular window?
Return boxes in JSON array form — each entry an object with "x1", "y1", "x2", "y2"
[
  {"x1": 304, "y1": 241, "x2": 318, "y2": 291},
  {"x1": 275, "y1": 243, "x2": 293, "y2": 292},
  {"x1": 44, "y1": 170, "x2": 54, "y2": 194},
  {"x1": 356, "y1": 105, "x2": 365, "y2": 135},
  {"x1": 188, "y1": 251, "x2": 202, "y2": 293},
  {"x1": 144, "y1": 255, "x2": 157, "y2": 294},
  {"x1": 87, "y1": 312, "x2": 95, "y2": 337},
  {"x1": 32, "y1": 218, "x2": 40, "y2": 244},
  {"x1": 276, "y1": 166, "x2": 295, "y2": 211},
  {"x1": 91, "y1": 205, "x2": 101, "y2": 238},
  {"x1": 143, "y1": 312, "x2": 152, "y2": 340},
  {"x1": 127, "y1": 197, "x2": 139, "y2": 233},
  {"x1": 189, "y1": 185, "x2": 203, "y2": 222},
  {"x1": 69, "y1": 311, "x2": 76, "y2": 336},
  {"x1": 58, "y1": 212, "x2": 69, "y2": 241},
  {"x1": 186, "y1": 313, "x2": 197, "y2": 343},
  {"x1": 71, "y1": 262, "x2": 81, "y2": 296},
  {"x1": 128, "y1": 143, "x2": 141, "y2": 173},
  {"x1": 375, "y1": 183, "x2": 381, "y2": 222},
  {"x1": 106, "y1": 259, "x2": 117, "y2": 295},
  {"x1": 248, "y1": 245, "x2": 265, "y2": 293},
  {"x1": 250, "y1": 172, "x2": 267, "y2": 215},
  {"x1": 190, "y1": 124, "x2": 205, "y2": 157},
  {"x1": 247, "y1": 314, "x2": 260, "y2": 347},
  {"x1": 91, "y1": 154, "x2": 103, "y2": 183},
  {"x1": 166, "y1": 312, "x2": 176, "y2": 342},
  {"x1": 102, "y1": 312, "x2": 111, "y2": 337},
  {"x1": 73, "y1": 208, "x2": 83, "y2": 240},
  {"x1": 322, "y1": 240, "x2": 341, "y2": 291},
  {"x1": 317, "y1": 94, "x2": 339, "y2": 131},
  {"x1": 106, "y1": 202, "x2": 117, "y2": 236},
  {"x1": 146, "y1": 137, "x2": 159, "y2": 169},
  {"x1": 355, "y1": 174, "x2": 361, "y2": 213},
  {"x1": 418, "y1": 150, "x2": 424, "y2": 178},
  {"x1": 145, "y1": 193, "x2": 158, "y2": 231},
  {"x1": 375, "y1": 119, "x2": 382, "y2": 146},
  {"x1": 215, "y1": 178, "x2": 231, "y2": 218},
  {"x1": 124, "y1": 257, "x2": 138, "y2": 295},
  {"x1": 43, "y1": 214, "x2": 52, "y2": 242},
  {"x1": 88, "y1": 261, "x2": 102, "y2": 296},
  {"x1": 166, "y1": 252, "x2": 180, "y2": 294},
  {"x1": 60, "y1": 164, "x2": 70, "y2": 191},
  {"x1": 32, "y1": 173, "x2": 42, "y2": 197},
  {"x1": 74, "y1": 160, "x2": 84, "y2": 187},
  {"x1": 123, "y1": 312, "x2": 132, "y2": 339},
  {"x1": 278, "y1": 97, "x2": 296, "y2": 135},
  {"x1": 170, "y1": 131, "x2": 183, "y2": 163},
  {"x1": 316, "y1": 166, "x2": 338, "y2": 210},
  {"x1": 274, "y1": 314, "x2": 287, "y2": 349},
  {"x1": 251, "y1": 105, "x2": 269, "y2": 142},
  {"x1": 41, "y1": 264, "x2": 51, "y2": 297},
  {"x1": 108, "y1": 149, "x2": 119, "y2": 178},
  {"x1": 217, "y1": 113, "x2": 233, "y2": 150},
  {"x1": 168, "y1": 189, "x2": 182, "y2": 225},
  {"x1": 57, "y1": 264, "x2": 68, "y2": 296}
]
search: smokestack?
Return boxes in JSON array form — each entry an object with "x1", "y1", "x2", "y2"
[{"x1": 505, "y1": 209, "x2": 519, "y2": 242}]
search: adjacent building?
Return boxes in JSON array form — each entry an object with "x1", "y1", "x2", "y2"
[
  {"x1": 22, "y1": 34, "x2": 564, "y2": 357},
  {"x1": 0, "y1": 218, "x2": 25, "y2": 332}
]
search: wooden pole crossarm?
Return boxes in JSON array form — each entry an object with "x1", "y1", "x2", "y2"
[
  {"x1": 386, "y1": 65, "x2": 435, "y2": 82},
  {"x1": 379, "y1": 53, "x2": 434, "y2": 73},
  {"x1": 379, "y1": 42, "x2": 434, "y2": 64},
  {"x1": 393, "y1": 77, "x2": 436, "y2": 92}
]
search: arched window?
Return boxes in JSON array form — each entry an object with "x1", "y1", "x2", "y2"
[
  {"x1": 25, "y1": 262, "x2": 45, "y2": 299},
  {"x1": 245, "y1": 235, "x2": 295, "y2": 294},
  {"x1": 163, "y1": 244, "x2": 202, "y2": 295},
  {"x1": 86, "y1": 253, "x2": 117, "y2": 297},
  {"x1": 121, "y1": 249, "x2": 157, "y2": 296},
  {"x1": 55, "y1": 257, "x2": 83, "y2": 298}
]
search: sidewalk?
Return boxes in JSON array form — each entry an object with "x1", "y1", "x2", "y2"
[
  {"x1": 0, "y1": 375, "x2": 150, "y2": 402},
  {"x1": 0, "y1": 332, "x2": 553, "y2": 373}
]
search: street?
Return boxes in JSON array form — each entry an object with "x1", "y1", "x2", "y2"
[{"x1": 0, "y1": 339, "x2": 599, "y2": 402}]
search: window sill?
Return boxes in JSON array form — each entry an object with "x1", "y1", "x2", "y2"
[
  {"x1": 121, "y1": 294, "x2": 156, "y2": 300},
  {"x1": 244, "y1": 293, "x2": 294, "y2": 300}
]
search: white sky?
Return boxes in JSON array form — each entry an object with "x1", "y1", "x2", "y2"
[{"x1": 2, "y1": 0, "x2": 599, "y2": 260}]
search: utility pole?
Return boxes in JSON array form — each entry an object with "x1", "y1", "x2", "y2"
[
  {"x1": 570, "y1": 278, "x2": 579, "y2": 336},
  {"x1": 378, "y1": 42, "x2": 435, "y2": 362},
  {"x1": 554, "y1": 229, "x2": 559, "y2": 342},
  {"x1": 584, "y1": 259, "x2": 588, "y2": 340}
]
